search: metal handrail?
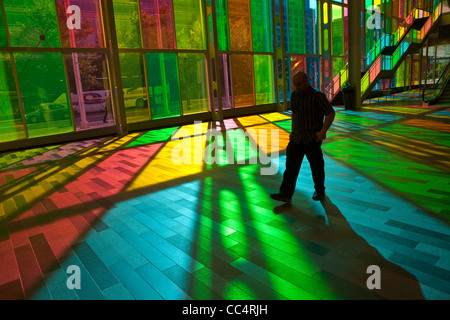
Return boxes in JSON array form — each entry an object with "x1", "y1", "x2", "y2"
[
  {"x1": 325, "y1": 62, "x2": 348, "y2": 102},
  {"x1": 422, "y1": 59, "x2": 450, "y2": 103}
]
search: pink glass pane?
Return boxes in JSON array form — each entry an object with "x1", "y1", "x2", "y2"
[
  {"x1": 57, "y1": 0, "x2": 105, "y2": 48},
  {"x1": 370, "y1": 58, "x2": 380, "y2": 83},
  {"x1": 333, "y1": 75, "x2": 340, "y2": 95},
  {"x1": 140, "y1": 0, "x2": 176, "y2": 49},
  {"x1": 344, "y1": 7, "x2": 348, "y2": 56}
]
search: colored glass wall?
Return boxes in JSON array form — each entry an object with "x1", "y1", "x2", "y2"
[
  {"x1": 113, "y1": 0, "x2": 208, "y2": 121},
  {"x1": 14, "y1": 52, "x2": 74, "y2": 138},
  {"x1": 286, "y1": 55, "x2": 321, "y2": 100},
  {"x1": 0, "y1": 53, "x2": 26, "y2": 143},
  {"x1": 0, "y1": 0, "x2": 113, "y2": 144},
  {"x1": 214, "y1": 0, "x2": 275, "y2": 109},
  {"x1": 283, "y1": 0, "x2": 324, "y2": 100},
  {"x1": 146, "y1": 53, "x2": 182, "y2": 119},
  {"x1": 0, "y1": 0, "x2": 281, "y2": 146},
  {"x1": 6, "y1": 0, "x2": 446, "y2": 148}
]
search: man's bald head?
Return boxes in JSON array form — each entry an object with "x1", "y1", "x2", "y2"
[
  {"x1": 292, "y1": 71, "x2": 310, "y2": 93},
  {"x1": 292, "y1": 71, "x2": 308, "y2": 83}
]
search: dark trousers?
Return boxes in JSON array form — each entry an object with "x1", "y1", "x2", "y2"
[{"x1": 280, "y1": 140, "x2": 325, "y2": 198}]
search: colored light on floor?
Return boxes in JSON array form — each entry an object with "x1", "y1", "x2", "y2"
[
  {"x1": 401, "y1": 118, "x2": 450, "y2": 133},
  {"x1": 0, "y1": 101, "x2": 449, "y2": 300}
]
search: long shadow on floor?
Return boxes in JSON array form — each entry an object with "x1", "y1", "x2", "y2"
[{"x1": 274, "y1": 196, "x2": 425, "y2": 300}]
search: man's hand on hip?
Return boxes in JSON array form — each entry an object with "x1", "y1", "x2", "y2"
[{"x1": 316, "y1": 130, "x2": 327, "y2": 142}]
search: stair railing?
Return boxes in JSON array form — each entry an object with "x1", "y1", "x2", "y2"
[
  {"x1": 325, "y1": 63, "x2": 348, "y2": 102},
  {"x1": 422, "y1": 59, "x2": 450, "y2": 104}
]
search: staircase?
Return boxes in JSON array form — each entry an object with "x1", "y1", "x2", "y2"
[
  {"x1": 364, "y1": 8, "x2": 430, "y2": 70},
  {"x1": 438, "y1": 83, "x2": 450, "y2": 103},
  {"x1": 329, "y1": 71, "x2": 365, "y2": 106},
  {"x1": 325, "y1": 2, "x2": 448, "y2": 104},
  {"x1": 361, "y1": 3, "x2": 449, "y2": 101},
  {"x1": 423, "y1": 60, "x2": 450, "y2": 105}
]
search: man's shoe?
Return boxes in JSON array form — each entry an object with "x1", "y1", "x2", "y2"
[
  {"x1": 270, "y1": 193, "x2": 292, "y2": 203},
  {"x1": 312, "y1": 191, "x2": 325, "y2": 201}
]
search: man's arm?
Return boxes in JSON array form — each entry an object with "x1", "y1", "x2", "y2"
[
  {"x1": 315, "y1": 91, "x2": 335, "y2": 142},
  {"x1": 316, "y1": 110, "x2": 335, "y2": 142},
  {"x1": 290, "y1": 91, "x2": 297, "y2": 132}
]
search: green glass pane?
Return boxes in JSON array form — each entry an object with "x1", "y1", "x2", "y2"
[
  {"x1": 173, "y1": 0, "x2": 206, "y2": 50},
  {"x1": 254, "y1": 55, "x2": 274, "y2": 105},
  {"x1": 0, "y1": 53, "x2": 26, "y2": 142},
  {"x1": 434, "y1": 0, "x2": 440, "y2": 10},
  {"x1": 0, "y1": 5, "x2": 8, "y2": 46},
  {"x1": 15, "y1": 52, "x2": 73, "y2": 138},
  {"x1": 113, "y1": 0, "x2": 142, "y2": 48},
  {"x1": 250, "y1": 0, "x2": 273, "y2": 52},
  {"x1": 361, "y1": 73, "x2": 369, "y2": 93},
  {"x1": 394, "y1": 60, "x2": 406, "y2": 87},
  {"x1": 331, "y1": 4, "x2": 344, "y2": 56},
  {"x1": 365, "y1": 12, "x2": 375, "y2": 53},
  {"x1": 332, "y1": 57, "x2": 343, "y2": 81},
  {"x1": 119, "y1": 53, "x2": 149, "y2": 123},
  {"x1": 216, "y1": 0, "x2": 230, "y2": 50},
  {"x1": 385, "y1": 16, "x2": 391, "y2": 34},
  {"x1": 178, "y1": 53, "x2": 209, "y2": 114},
  {"x1": 4, "y1": 0, "x2": 61, "y2": 48},
  {"x1": 288, "y1": 0, "x2": 305, "y2": 54},
  {"x1": 146, "y1": 52, "x2": 182, "y2": 119}
]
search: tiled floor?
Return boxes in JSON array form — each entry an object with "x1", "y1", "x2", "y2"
[{"x1": 0, "y1": 99, "x2": 449, "y2": 300}]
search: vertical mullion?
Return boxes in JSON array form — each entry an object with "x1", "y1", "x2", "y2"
[
  {"x1": 61, "y1": 53, "x2": 78, "y2": 132},
  {"x1": 418, "y1": 39, "x2": 422, "y2": 87},
  {"x1": 274, "y1": 0, "x2": 287, "y2": 111},
  {"x1": 248, "y1": 0, "x2": 253, "y2": 52},
  {"x1": 101, "y1": 0, "x2": 127, "y2": 135},
  {"x1": 171, "y1": 0, "x2": 183, "y2": 116},
  {"x1": 58, "y1": 1, "x2": 77, "y2": 132},
  {"x1": 1, "y1": 0, "x2": 29, "y2": 140},
  {"x1": 175, "y1": 53, "x2": 184, "y2": 116},
  {"x1": 206, "y1": 0, "x2": 223, "y2": 120},
  {"x1": 248, "y1": 0, "x2": 255, "y2": 106},
  {"x1": 136, "y1": 0, "x2": 152, "y2": 121}
]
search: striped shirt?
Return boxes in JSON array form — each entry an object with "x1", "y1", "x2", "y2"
[{"x1": 290, "y1": 86, "x2": 334, "y2": 144}]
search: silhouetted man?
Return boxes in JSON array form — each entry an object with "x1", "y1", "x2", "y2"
[{"x1": 271, "y1": 71, "x2": 335, "y2": 202}]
